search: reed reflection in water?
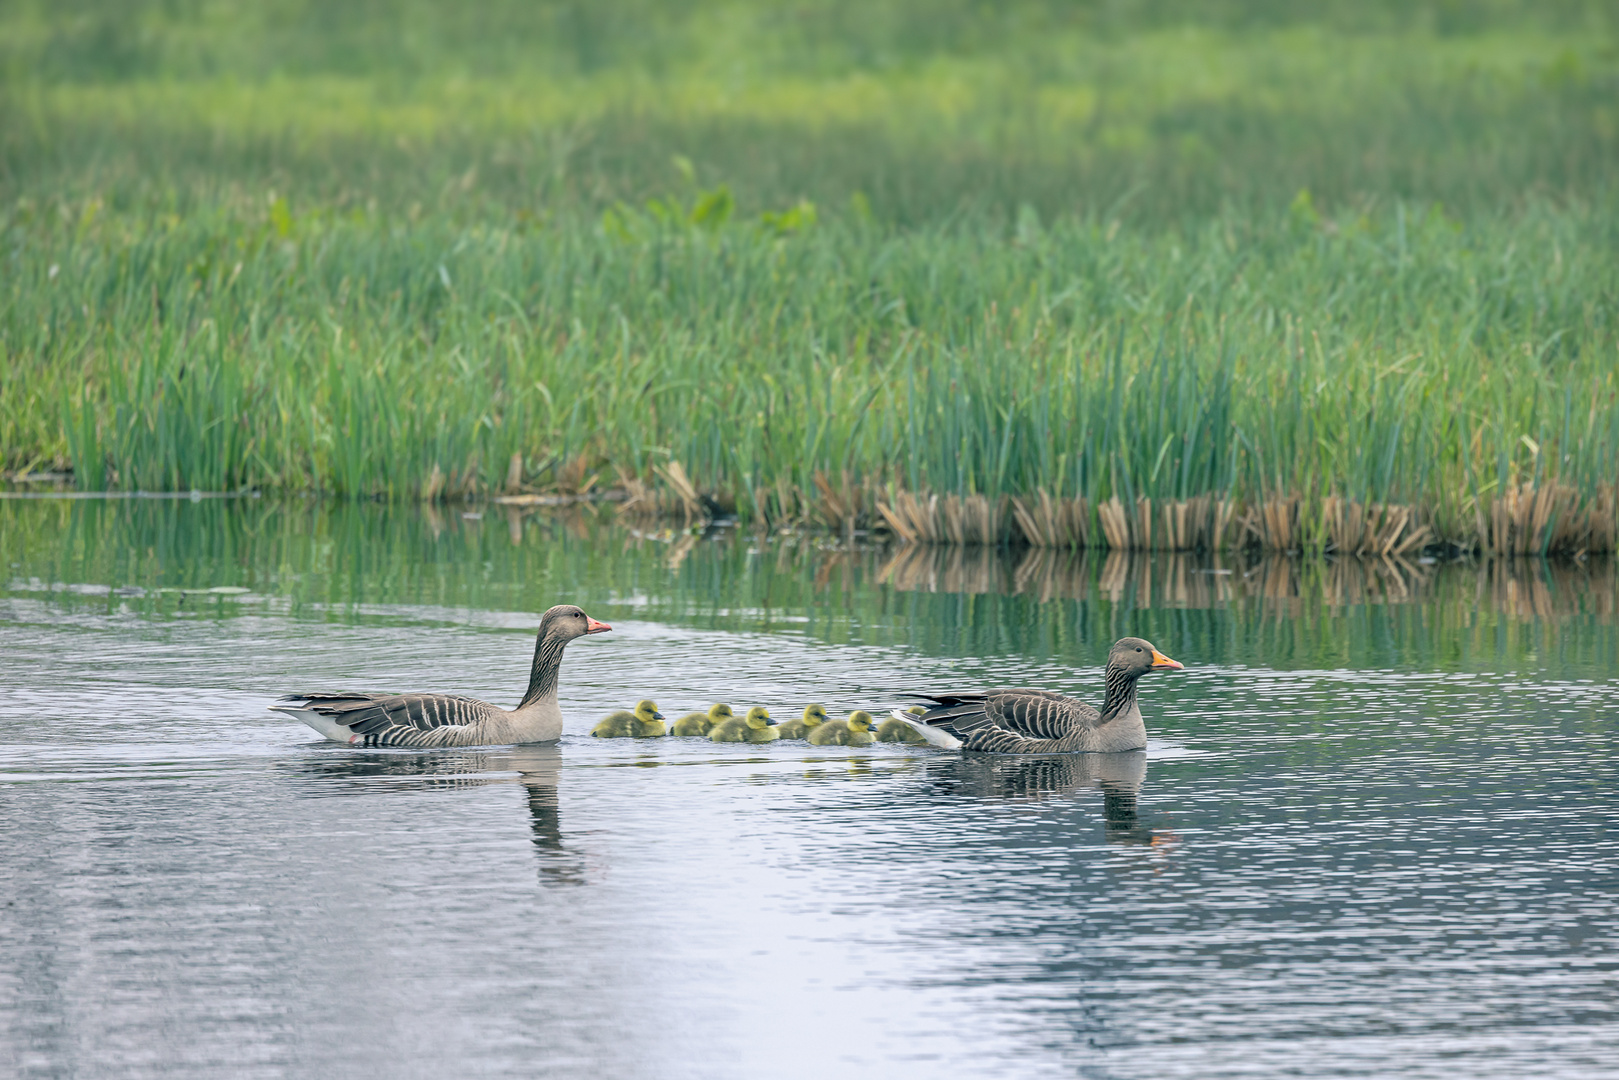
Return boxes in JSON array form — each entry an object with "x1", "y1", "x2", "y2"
[{"x1": 878, "y1": 541, "x2": 1615, "y2": 621}]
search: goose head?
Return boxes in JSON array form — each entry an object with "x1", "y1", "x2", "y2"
[
  {"x1": 801, "y1": 704, "x2": 828, "y2": 725},
  {"x1": 539, "y1": 604, "x2": 612, "y2": 642},
  {"x1": 1108, "y1": 637, "x2": 1183, "y2": 679},
  {"x1": 633, "y1": 699, "x2": 665, "y2": 723},
  {"x1": 846, "y1": 710, "x2": 875, "y2": 733},
  {"x1": 743, "y1": 706, "x2": 775, "y2": 730},
  {"x1": 707, "y1": 703, "x2": 736, "y2": 721}
]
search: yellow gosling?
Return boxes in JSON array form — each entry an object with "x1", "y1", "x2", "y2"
[
  {"x1": 672, "y1": 702, "x2": 734, "y2": 736},
  {"x1": 709, "y1": 705, "x2": 780, "y2": 743},
  {"x1": 877, "y1": 704, "x2": 930, "y2": 744},
  {"x1": 807, "y1": 710, "x2": 877, "y2": 746},
  {"x1": 590, "y1": 699, "x2": 667, "y2": 738},
  {"x1": 774, "y1": 704, "x2": 830, "y2": 740}
]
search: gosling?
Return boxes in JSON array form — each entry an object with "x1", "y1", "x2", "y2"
[
  {"x1": 775, "y1": 704, "x2": 830, "y2": 740},
  {"x1": 807, "y1": 710, "x2": 877, "y2": 746},
  {"x1": 672, "y1": 702, "x2": 735, "y2": 736},
  {"x1": 876, "y1": 705, "x2": 930, "y2": 744},
  {"x1": 709, "y1": 705, "x2": 780, "y2": 744},
  {"x1": 591, "y1": 699, "x2": 667, "y2": 738}
]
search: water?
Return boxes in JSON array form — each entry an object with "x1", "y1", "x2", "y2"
[{"x1": 2, "y1": 499, "x2": 1616, "y2": 1079}]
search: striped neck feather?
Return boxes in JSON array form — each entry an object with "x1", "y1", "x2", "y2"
[
  {"x1": 1099, "y1": 664, "x2": 1141, "y2": 721},
  {"x1": 519, "y1": 632, "x2": 568, "y2": 708}
]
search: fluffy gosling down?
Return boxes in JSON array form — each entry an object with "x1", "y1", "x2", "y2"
[
  {"x1": 807, "y1": 710, "x2": 877, "y2": 746},
  {"x1": 775, "y1": 704, "x2": 830, "y2": 740},
  {"x1": 591, "y1": 699, "x2": 667, "y2": 738},
  {"x1": 710, "y1": 705, "x2": 779, "y2": 743},
  {"x1": 876, "y1": 705, "x2": 931, "y2": 744},
  {"x1": 672, "y1": 702, "x2": 735, "y2": 736}
]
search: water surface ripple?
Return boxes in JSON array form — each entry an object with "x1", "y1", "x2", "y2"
[{"x1": 1, "y1": 501, "x2": 1616, "y2": 1078}]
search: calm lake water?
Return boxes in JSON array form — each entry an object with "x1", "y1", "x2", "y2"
[{"x1": 2, "y1": 498, "x2": 1616, "y2": 1079}]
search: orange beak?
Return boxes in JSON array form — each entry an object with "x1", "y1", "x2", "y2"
[
  {"x1": 1150, "y1": 648, "x2": 1183, "y2": 670},
  {"x1": 585, "y1": 617, "x2": 612, "y2": 635}
]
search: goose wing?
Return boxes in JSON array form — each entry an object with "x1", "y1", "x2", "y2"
[
  {"x1": 274, "y1": 692, "x2": 503, "y2": 747},
  {"x1": 912, "y1": 689, "x2": 1100, "y2": 752}
]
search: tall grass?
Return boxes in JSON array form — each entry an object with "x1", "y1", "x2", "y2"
[{"x1": 1, "y1": 0, "x2": 1616, "y2": 550}]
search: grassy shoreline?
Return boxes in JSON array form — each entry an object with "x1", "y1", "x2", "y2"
[
  {"x1": 6, "y1": 203, "x2": 1614, "y2": 552},
  {"x1": 2, "y1": 1, "x2": 1616, "y2": 552}
]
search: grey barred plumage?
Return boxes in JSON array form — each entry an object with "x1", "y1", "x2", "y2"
[
  {"x1": 896, "y1": 637, "x2": 1183, "y2": 754},
  {"x1": 272, "y1": 603, "x2": 611, "y2": 747}
]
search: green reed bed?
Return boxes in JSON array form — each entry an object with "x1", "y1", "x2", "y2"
[
  {"x1": 1, "y1": 1, "x2": 1616, "y2": 552},
  {"x1": 6, "y1": 199, "x2": 1613, "y2": 551}
]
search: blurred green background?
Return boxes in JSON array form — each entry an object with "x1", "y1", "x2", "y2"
[{"x1": 7, "y1": 0, "x2": 1614, "y2": 219}]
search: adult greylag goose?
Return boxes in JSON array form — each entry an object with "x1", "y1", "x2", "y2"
[
  {"x1": 272, "y1": 604, "x2": 610, "y2": 747},
  {"x1": 891, "y1": 637, "x2": 1183, "y2": 754}
]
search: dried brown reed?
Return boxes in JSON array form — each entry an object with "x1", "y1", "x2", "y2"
[
  {"x1": 1482, "y1": 483, "x2": 1617, "y2": 555},
  {"x1": 812, "y1": 471, "x2": 869, "y2": 533},
  {"x1": 875, "y1": 491, "x2": 1008, "y2": 545},
  {"x1": 1092, "y1": 494, "x2": 1238, "y2": 551},
  {"x1": 1321, "y1": 497, "x2": 1430, "y2": 557},
  {"x1": 609, "y1": 469, "x2": 1616, "y2": 557},
  {"x1": 617, "y1": 460, "x2": 705, "y2": 521},
  {"x1": 1237, "y1": 496, "x2": 1301, "y2": 551},
  {"x1": 1009, "y1": 492, "x2": 1090, "y2": 548}
]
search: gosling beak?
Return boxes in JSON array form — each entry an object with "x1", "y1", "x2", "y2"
[
  {"x1": 585, "y1": 617, "x2": 612, "y2": 634},
  {"x1": 653, "y1": 712, "x2": 665, "y2": 721},
  {"x1": 1150, "y1": 648, "x2": 1184, "y2": 670}
]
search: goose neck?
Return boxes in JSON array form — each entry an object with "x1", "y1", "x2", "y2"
[
  {"x1": 519, "y1": 632, "x2": 568, "y2": 709},
  {"x1": 1098, "y1": 664, "x2": 1141, "y2": 721}
]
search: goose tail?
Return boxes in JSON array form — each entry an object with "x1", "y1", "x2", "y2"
[
  {"x1": 889, "y1": 709, "x2": 963, "y2": 750},
  {"x1": 270, "y1": 699, "x2": 361, "y2": 745}
]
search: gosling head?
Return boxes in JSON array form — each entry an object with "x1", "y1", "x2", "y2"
[
  {"x1": 847, "y1": 710, "x2": 875, "y2": 733},
  {"x1": 634, "y1": 699, "x2": 665, "y2": 722},
  {"x1": 743, "y1": 705, "x2": 775, "y2": 730},
  {"x1": 539, "y1": 604, "x2": 612, "y2": 642},
  {"x1": 802, "y1": 704, "x2": 828, "y2": 725},
  {"x1": 1108, "y1": 637, "x2": 1183, "y2": 679},
  {"x1": 708, "y1": 703, "x2": 735, "y2": 720}
]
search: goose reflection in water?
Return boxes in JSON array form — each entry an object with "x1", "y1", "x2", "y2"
[
  {"x1": 932, "y1": 750, "x2": 1166, "y2": 846},
  {"x1": 280, "y1": 746, "x2": 586, "y2": 885}
]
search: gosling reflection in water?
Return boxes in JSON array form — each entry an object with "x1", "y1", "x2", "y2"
[
  {"x1": 945, "y1": 751, "x2": 1159, "y2": 846},
  {"x1": 281, "y1": 746, "x2": 585, "y2": 885}
]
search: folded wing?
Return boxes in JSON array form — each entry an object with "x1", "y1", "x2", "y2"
[
  {"x1": 910, "y1": 689, "x2": 1101, "y2": 753},
  {"x1": 274, "y1": 692, "x2": 503, "y2": 748}
]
